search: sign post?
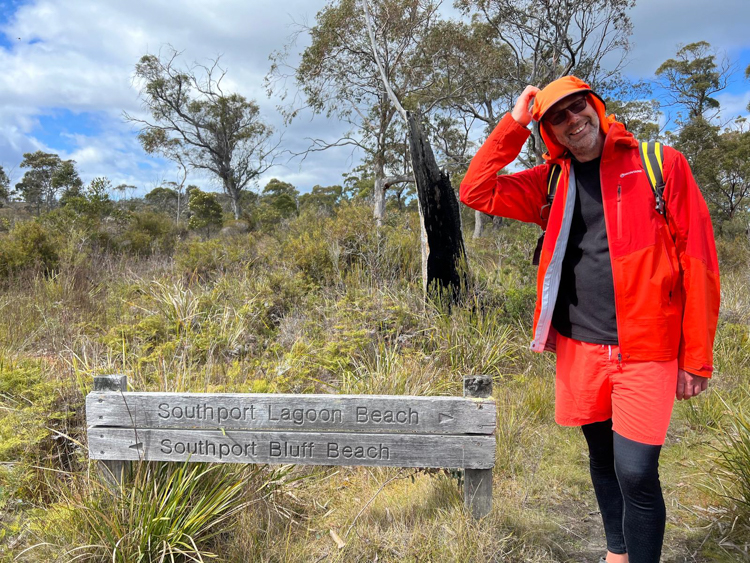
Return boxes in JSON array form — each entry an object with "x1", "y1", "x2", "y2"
[
  {"x1": 93, "y1": 374, "x2": 129, "y2": 487},
  {"x1": 463, "y1": 375, "x2": 493, "y2": 518}
]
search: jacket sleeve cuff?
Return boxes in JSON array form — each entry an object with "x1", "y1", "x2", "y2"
[{"x1": 679, "y1": 363, "x2": 714, "y2": 378}]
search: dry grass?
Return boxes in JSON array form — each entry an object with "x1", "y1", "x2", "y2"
[{"x1": 0, "y1": 207, "x2": 748, "y2": 562}]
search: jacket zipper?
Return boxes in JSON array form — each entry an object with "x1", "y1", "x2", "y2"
[
  {"x1": 531, "y1": 163, "x2": 576, "y2": 351},
  {"x1": 616, "y1": 184, "x2": 622, "y2": 239},
  {"x1": 605, "y1": 156, "x2": 624, "y2": 357}
]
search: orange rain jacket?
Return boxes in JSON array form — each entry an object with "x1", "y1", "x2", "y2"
[{"x1": 460, "y1": 76, "x2": 720, "y2": 377}]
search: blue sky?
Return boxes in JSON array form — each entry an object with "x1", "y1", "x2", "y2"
[{"x1": 0, "y1": 0, "x2": 749, "y2": 196}]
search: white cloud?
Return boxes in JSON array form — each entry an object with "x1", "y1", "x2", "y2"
[{"x1": 715, "y1": 90, "x2": 750, "y2": 125}]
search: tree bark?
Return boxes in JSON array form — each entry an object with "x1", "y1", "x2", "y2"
[
  {"x1": 226, "y1": 180, "x2": 242, "y2": 220},
  {"x1": 473, "y1": 210, "x2": 485, "y2": 239},
  {"x1": 418, "y1": 199, "x2": 429, "y2": 296},
  {"x1": 373, "y1": 160, "x2": 386, "y2": 227},
  {"x1": 406, "y1": 111, "x2": 468, "y2": 303}
]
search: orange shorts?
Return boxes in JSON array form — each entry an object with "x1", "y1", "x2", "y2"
[{"x1": 554, "y1": 334, "x2": 678, "y2": 446}]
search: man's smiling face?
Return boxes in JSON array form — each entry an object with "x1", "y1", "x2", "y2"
[{"x1": 546, "y1": 93, "x2": 604, "y2": 161}]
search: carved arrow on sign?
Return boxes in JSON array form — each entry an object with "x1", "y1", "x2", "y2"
[
  {"x1": 129, "y1": 442, "x2": 144, "y2": 451},
  {"x1": 438, "y1": 413, "x2": 454, "y2": 424}
]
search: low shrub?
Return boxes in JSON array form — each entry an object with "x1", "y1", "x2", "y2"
[
  {"x1": 0, "y1": 220, "x2": 59, "y2": 278},
  {"x1": 119, "y1": 210, "x2": 180, "y2": 256},
  {"x1": 0, "y1": 357, "x2": 79, "y2": 509},
  {"x1": 174, "y1": 234, "x2": 264, "y2": 279}
]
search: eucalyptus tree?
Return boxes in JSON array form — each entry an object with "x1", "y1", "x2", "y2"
[
  {"x1": 455, "y1": 0, "x2": 636, "y2": 161},
  {"x1": 656, "y1": 42, "x2": 744, "y2": 224},
  {"x1": 15, "y1": 152, "x2": 82, "y2": 214},
  {"x1": 128, "y1": 49, "x2": 280, "y2": 219},
  {"x1": 414, "y1": 19, "x2": 516, "y2": 236},
  {"x1": 656, "y1": 41, "x2": 731, "y2": 122},
  {"x1": 268, "y1": 0, "x2": 442, "y2": 225},
  {"x1": 187, "y1": 188, "x2": 224, "y2": 237}
]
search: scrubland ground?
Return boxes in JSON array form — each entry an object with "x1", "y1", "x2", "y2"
[{"x1": 0, "y1": 203, "x2": 748, "y2": 562}]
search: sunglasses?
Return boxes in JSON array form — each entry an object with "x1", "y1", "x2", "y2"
[{"x1": 544, "y1": 95, "x2": 588, "y2": 126}]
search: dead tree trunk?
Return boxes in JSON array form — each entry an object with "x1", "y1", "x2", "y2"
[
  {"x1": 473, "y1": 210, "x2": 485, "y2": 239},
  {"x1": 406, "y1": 111, "x2": 468, "y2": 303}
]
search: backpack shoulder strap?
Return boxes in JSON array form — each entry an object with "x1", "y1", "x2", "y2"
[
  {"x1": 532, "y1": 163, "x2": 563, "y2": 266},
  {"x1": 546, "y1": 163, "x2": 562, "y2": 204},
  {"x1": 638, "y1": 141, "x2": 666, "y2": 216}
]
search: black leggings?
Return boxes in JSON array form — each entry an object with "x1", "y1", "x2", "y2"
[{"x1": 581, "y1": 420, "x2": 665, "y2": 562}]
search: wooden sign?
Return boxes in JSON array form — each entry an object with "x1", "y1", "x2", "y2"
[
  {"x1": 87, "y1": 392, "x2": 496, "y2": 469},
  {"x1": 88, "y1": 393, "x2": 496, "y2": 434},
  {"x1": 88, "y1": 429, "x2": 494, "y2": 469},
  {"x1": 86, "y1": 375, "x2": 497, "y2": 518}
]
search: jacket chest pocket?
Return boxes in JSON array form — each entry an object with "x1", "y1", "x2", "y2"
[{"x1": 613, "y1": 172, "x2": 660, "y2": 250}]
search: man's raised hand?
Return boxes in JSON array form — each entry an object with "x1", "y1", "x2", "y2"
[{"x1": 511, "y1": 85, "x2": 541, "y2": 127}]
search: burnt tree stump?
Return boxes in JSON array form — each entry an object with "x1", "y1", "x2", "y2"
[{"x1": 406, "y1": 111, "x2": 468, "y2": 303}]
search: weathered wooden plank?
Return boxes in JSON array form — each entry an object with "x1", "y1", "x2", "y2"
[
  {"x1": 93, "y1": 374, "x2": 129, "y2": 487},
  {"x1": 87, "y1": 392, "x2": 496, "y2": 435},
  {"x1": 88, "y1": 428, "x2": 496, "y2": 469},
  {"x1": 463, "y1": 375, "x2": 493, "y2": 518}
]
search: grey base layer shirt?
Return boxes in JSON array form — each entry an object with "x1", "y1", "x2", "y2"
[{"x1": 551, "y1": 156, "x2": 618, "y2": 346}]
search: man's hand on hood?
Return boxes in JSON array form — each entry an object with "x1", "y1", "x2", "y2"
[{"x1": 511, "y1": 85, "x2": 541, "y2": 127}]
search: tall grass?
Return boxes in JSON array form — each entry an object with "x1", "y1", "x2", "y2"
[
  {"x1": 19, "y1": 461, "x2": 294, "y2": 562},
  {"x1": 1, "y1": 202, "x2": 749, "y2": 561},
  {"x1": 704, "y1": 387, "x2": 750, "y2": 548}
]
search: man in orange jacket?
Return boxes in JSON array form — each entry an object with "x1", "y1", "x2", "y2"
[{"x1": 460, "y1": 76, "x2": 720, "y2": 563}]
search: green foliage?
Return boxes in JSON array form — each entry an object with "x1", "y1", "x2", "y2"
[
  {"x1": 715, "y1": 224, "x2": 750, "y2": 272},
  {"x1": 299, "y1": 184, "x2": 343, "y2": 212},
  {"x1": 144, "y1": 185, "x2": 178, "y2": 215},
  {"x1": 0, "y1": 219, "x2": 59, "y2": 277},
  {"x1": 0, "y1": 357, "x2": 76, "y2": 509},
  {"x1": 502, "y1": 286, "x2": 537, "y2": 324},
  {"x1": 342, "y1": 168, "x2": 375, "y2": 200},
  {"x1": 262, "y1": 178, "x2": 299, "y2": 217},
  {"x1": 251, "y1": 201, "x2": 286, "y2": 232},
  {"x1": 606, "y1": 97, "x2": 661, "y2": 141},
  {"x1": 675, "y1": 118, "x2": 750, "y2": 222},
  {"x1": 188, "y1": 189, "x2": 223, "y2": 237},
  {"x1": 59, "y1": 176, "x2": 115, "y2": 220},
  {"x1": 431, "y1": 305, "x2": 516, "y2": 379},
  {"x1": 708, "y1": 388, "x2": 750, "y2": 542},
  {"x1": 656, "y1": 41, "x2": 729, "y2": 122},
  {"x1": 673, "y1": 115, "x2": 720, "y2": 170},
  {"x1": 175, "y1": 234, "x2": 262, "y2": 279},
  {"x1": 282, "y1": 203, "x2": 420, "y2": 285},
  {"x1": 120, "y1": 210, "x2": 177, "y2": 255},
  {"x1": 14, "y1": 151, "x2": 82, "y2": 214}
]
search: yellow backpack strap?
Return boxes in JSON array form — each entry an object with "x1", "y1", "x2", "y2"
[
  {"x1": 546, "y1": 163, "x2": 562, "y2": 206},
  {"x1": 533, "y1": 163, "x2": 563, "y2": 266},
  {"x1": 639, "y1": 141, "x2": 666, "y2": 216}
]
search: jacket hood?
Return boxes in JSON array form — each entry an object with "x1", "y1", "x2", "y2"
[{"x1": 531, "y1": 75, "x2": 631, "y2": 161}]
